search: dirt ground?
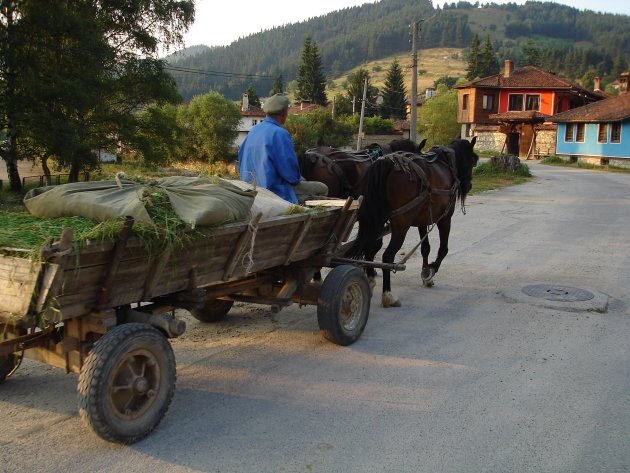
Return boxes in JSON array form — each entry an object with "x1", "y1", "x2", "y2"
[{"x1": 0, "y1": 158, "x2": 43, "y2": 181}]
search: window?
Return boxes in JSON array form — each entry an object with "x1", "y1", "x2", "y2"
[
  {"x1": 576, "y1": 123, "x2": 585, "y2": 142},
  {"x1": 462, "y1": 94, "x2": 469, "y2": 110},
  {"x1": 252, "y1": 119, "x2": 258, "y2": 126},
  {"x1": 525, "y1": 94, "x2": 540, "y2": 111},
  {"x1": 598, "y1": 123, "x2": 608, "y2": 143},
  {"x1": 564, "y1": 123, "x2": 574, "y2": 142},
  {"x1": 482, "y1": 94, "x2": 495, "y2": 111},
  {"x1": 508, "y1": 94, "x2": 523, "y2": 111},
  {"x1": 611, "y1": 122, "x2": 621, "y2": 143}
]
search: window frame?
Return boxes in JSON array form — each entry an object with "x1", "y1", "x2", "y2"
[
  {"x1": 564, "y1": 123, "x2": 574, "y2": 142},
  {"x1": 598, "y1": 123, "x2": 609, "y2": 143},
  {"x1": 508, "y1": 94, "x2": 524, "y2": 111},
  {"x1": 482, "y1": 94, "x2": 495, "y2": 111},
  {"x1": 525, "y1": 94, "x2": 540, "y2": 111},
  {"x1": 462, "y1": 94, "x2": 469, "y2": 110},
  {"x1": 575, "y1": 123, "x2": 585, "y2": 143},
  {"x1": 611, "y1": 122, "x2": 621, "y2": 143}
]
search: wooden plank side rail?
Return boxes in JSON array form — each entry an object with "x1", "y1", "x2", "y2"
[
  {"x1": 284, "y1": 215, "x2": 313, "y2": 266},
  {"x1": 222, "y1": 213, "x2": 263, "y2": 281}
]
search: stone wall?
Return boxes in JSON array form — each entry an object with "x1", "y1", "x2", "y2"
[
  {"x1": 472, "y1": 126, "x2": 504, "y2": 153},
  {"x1": 533, "y1": 127, "x2": 557, "y2": 157}
]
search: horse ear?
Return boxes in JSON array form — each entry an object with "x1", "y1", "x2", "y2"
[
  {"x1": 418, "y1": 138, "x2": 427, "y2": 152},
  {"x1": 470, "y1": 136, "x2": 477, "y2": 148}
]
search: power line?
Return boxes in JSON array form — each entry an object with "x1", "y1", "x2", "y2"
[{"x1": 164, "y1": 65, "x2": 274, "y2": 81}]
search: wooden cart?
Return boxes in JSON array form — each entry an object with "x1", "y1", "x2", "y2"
[{"x1": 0, "y1": 197, "x2": 402, "y2": 444}]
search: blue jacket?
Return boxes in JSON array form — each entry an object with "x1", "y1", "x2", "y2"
[{"x1": 238, "y1": 117, "x2": 301, "y2": 203}]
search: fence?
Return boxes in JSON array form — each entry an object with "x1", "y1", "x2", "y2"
[{"x1": 0, "y1": 172, "x2": 90, "y2": 192}]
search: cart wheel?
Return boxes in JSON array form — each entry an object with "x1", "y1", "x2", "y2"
[
  {"x1": 317, "y1": 265, "x2": 370, "y2": 346},
  {"x1": 0, "y1": 354, "x2": 20, "y2": 384},
  {"x1": 77, "y1": 323, "x2": 176, "y2": 444},
  {"x1": 190, "y1": 298, "x2": 234, "y2": 323}
]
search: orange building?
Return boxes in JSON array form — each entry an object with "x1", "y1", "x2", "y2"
[{"x1": 455, "y1": 60, "x2": 604, "y2": 158}]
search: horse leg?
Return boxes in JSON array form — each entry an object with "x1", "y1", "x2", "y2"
[
  {"x1": 418, "y1": 227, "x2": 434, "y2": 287},
  {"x1": 363, "y1": 238, "x2": 383, "y2": 292},
  {"x1": 427, "y1": 218, "x2": 452, "y2": 285},
  {"x1": 381, "y1": 228, "x2": 409, "y2": 308}
]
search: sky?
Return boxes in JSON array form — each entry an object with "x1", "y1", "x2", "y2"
[{"x1": 183, "y1": 0, "x2": 630, "y2": 48}]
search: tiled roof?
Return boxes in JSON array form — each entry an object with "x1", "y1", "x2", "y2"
[
  {"x1": 549, "y1": 93, "x2": 630, "y2": 122},
  {"x1": 288, "y1": 103, "x2": 328, "y2": 115},
  {"x1": 456, "y1": 65, "x2": 600, "y2": 99},
  {"x1": 240, "y1": 105, "x2": 265, "y2": 117}
]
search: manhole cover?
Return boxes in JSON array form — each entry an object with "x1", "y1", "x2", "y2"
[{"x1": 522, "y1": 284, "x2": 595, "y2": 302}]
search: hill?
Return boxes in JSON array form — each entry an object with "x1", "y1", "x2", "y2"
[
  {"x1": 167, "y1": 0, "x2": 630, "y2": 101},
  {"x1": 327, "y1": 47, "x2": 468, "y2": 98}
]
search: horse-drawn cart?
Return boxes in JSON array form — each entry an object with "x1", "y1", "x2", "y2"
[{"x1": 0, "y1": 197, "x2": 380, "y2": 444}]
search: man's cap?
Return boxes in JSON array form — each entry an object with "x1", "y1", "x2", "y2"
[{"x1": 263, "y1": 94, "x2": 290, "y2": 114}]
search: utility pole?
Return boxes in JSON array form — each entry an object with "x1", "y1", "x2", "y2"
[
  {"x1": 410, "y1": 19, "x2": 421, "y2": 144},
  {"x1": 357, "y1": 78, "x2": 368, "y2": 150}
]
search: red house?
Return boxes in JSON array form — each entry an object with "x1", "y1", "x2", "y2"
[{"x1": 455, "y1": 60, "x2": 604, "y2": 158}]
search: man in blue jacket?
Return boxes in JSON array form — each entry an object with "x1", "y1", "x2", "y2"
[{"x1": 238, "y1": 94, "x2": 327, "y2": 204}]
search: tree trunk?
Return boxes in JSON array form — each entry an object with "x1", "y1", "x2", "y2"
[{"x1": 41, "y1": 156, "x2": 52, "y2": 185}]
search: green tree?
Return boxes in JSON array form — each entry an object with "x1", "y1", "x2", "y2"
[
  {"x1": 332, "y1": 93, "x2": 353, "y2": 117},
  {"x1": 0, "y1": 0, "x2": 194, "y2": 190},
  {"x1": 125, "y1": 103, "x2": 187, "y2": 165},
  {"x1": 434, "y1": 76, "x2": 459, "y2": 89},
  {"x1": 466, "y1": 33, "x2": 482, "y2": 80},
  {"x1": 245, "y1": 86, "x2": 261, "y2": 108},
  {"x1": 381, "y1": 58, "x2": 407, "y2": 119},
  {"x1": 523, "y1": 39, "x2": 541, "y2": 67},
  {"x1": 346, "y1": 68, "x2": 379, "y2": 117},
  {"x1": 286, "y1": 111, "x2": 353, "y2": 156},
  {"x1": 417, "y1": 84, "x2": 459, "y2": 147},
  {"x1": 270, "y1": 75, "x2": 284, "y2": 95},
  {"x1": 478, "y1": 35, "x2": 499, "y2": 77},
  {"x1": 183, "y1": 92, "x2": 241, "y2": 162},
  {"x1": 296, "y1": 36, "x2": 327, "y2": 106}
]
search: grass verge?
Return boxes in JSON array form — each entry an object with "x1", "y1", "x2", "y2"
[
  {"x1": 540, "y1": 156, "x2": 630, "y2": 174},
  {"x1": 471, "y1": 159, "x2": 532, "y2": 195}
]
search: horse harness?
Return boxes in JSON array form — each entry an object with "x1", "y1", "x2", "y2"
[
  {"x1": 304, "y1": 147, "x2": 381, "y2": 196},
  {"x1": 387, "y1": 146, "x2": 460, "y2": 222}
]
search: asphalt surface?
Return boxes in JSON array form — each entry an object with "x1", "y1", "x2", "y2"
[{"x1": 1, "y1": 162, "x2": 629, "y2": 473}]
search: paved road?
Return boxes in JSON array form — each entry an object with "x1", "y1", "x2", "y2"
[{"x1": 1, "y1": 162, "x2": 629, "y2": 473}]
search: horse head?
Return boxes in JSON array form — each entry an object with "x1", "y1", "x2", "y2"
[{"x1": 449, "y1": 137, "x2": 478, "y2": 201}]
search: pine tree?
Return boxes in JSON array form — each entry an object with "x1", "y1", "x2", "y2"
[
  {"x1": 478, "y1": 35, "x2": 499, "y2": 78},
  {"x1": 346, "y1": 68, "x2": 378, "y2": 117},
  {"x1": 245, "y1": 86, "x2": 260, "y2": 108},
  {"x1": 271, "y1": 75, "x2": 284, "y2": 95},
  {"x1": 523, "y1": 40, "x2": 541, "y2": 67},
  {"x1": 466, "y1": 34, "x2": 481, "y2": 80},
  {"x1": 296, "y1": 36, "x2": 327, "y2": 106},
  {"x1": 381, "y1": 58, "x2": 407, "y2": 119}
]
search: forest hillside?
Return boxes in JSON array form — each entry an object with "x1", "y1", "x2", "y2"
[{"x1": 166, "y1": 0, "x2": 630, "y2": 100}]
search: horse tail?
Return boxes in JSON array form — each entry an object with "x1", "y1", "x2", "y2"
[{"x1": 347, "y1": 157, "x2": 394, "y2": 259}]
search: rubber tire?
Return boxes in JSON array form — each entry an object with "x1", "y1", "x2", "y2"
[
  {"x1": 317, "y1": 265, "x2": 371, "y2": 346},
  {"x1": 0, "y1": 354, "x2": 19, "y2": 384},
  {"x1": 190, "y1": 298, "x2": 234, "y2": 323},
  {"x1": 77, "y1": 323, "x2": 176, "y2": 444}
]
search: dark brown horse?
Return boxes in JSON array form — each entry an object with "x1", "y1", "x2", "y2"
[
  {"x1": 347, "y1": 138, "x2": 478, "y2": 307},
  {"x1": 300, "y1": 139, "x2": 426, "y2": 199}
]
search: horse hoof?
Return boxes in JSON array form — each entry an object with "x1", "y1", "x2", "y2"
[
  {"x1": 422, "y1": 279, "x2": 434, "y2": 288},
  {"x1": 382, "y1": 292, "x2": 401, "y2": 308},
  {"x1": 421, "y1": 267, "x2": 435, "y2": 282}
]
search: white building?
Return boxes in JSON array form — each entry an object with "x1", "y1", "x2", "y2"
[{"x1": 234, "y1": 94, "x2": 266, "y2": 148}]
